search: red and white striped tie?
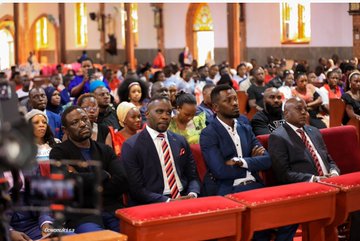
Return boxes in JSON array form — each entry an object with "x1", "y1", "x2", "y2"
[
  {"x1": 296, "y1": 129, "x2": 324, "y2": 176},
  {"x1": 158, "y1": 133, "x2": 180, "y2": 199}
]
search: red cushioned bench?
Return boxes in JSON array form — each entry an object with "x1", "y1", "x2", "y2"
[
  {"x1": 256, "y1": 125, "x2": 360, "y2": 186},
  {"x1": 318, "y1": 172, "x2": 360, "y2": 241},
  {"x1": 116, "y1": 196, "x2": 246, "y2": 241},
  {"x1": 226, "y1": 182, "x2": 339, "y2": 241}
]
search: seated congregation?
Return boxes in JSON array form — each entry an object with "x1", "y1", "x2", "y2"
[{"x1": 2, "y1": 54, "x2": 360, "y2": 241}]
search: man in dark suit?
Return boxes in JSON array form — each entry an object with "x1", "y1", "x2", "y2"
[
  {"x1": 50, "y1": 106, "x2": 128, "y2": 233},
  {"x1": 121, "y1": 96, "x2": 201, "y2": 205},
  {"x1": 268, "y1": 97, "x2": 340, "y2": 184},
  {"x1": 200, "y1": 84, "x2": 297, "y2": 241}
]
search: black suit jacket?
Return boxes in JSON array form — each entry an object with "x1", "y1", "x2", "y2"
[
  {"x1": 268, "y1": 123, "x2": 340, "y2": 184},
  {"x1": 121, "y1": 129, "x2": 201, "y2": 205},
  {"x1": 49, "y1": 139, "x2": 128, "y2": 227}
]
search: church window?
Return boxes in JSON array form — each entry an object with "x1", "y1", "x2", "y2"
[
  {"x1": 76, "y1": 3, "x2": 88, "y2": 47},
  {"x1": 281, "y1": 2, "x2": 310, "y2": 44}
]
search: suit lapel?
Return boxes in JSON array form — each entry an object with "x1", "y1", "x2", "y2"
[
  {"x1": 236, "y1": 124, "x2": 249, "y2": 156},
  {"x1": 167, "y1": 132, "x2": 180, "y2": 161},
  {"x1": 283, "y1": 123, "x2": 315, "y2": 164},
  {"x1": 213, "y1": 118, "x2": 238, "y2": 155},
  {"x1": 140, "y1": 129, "x2": 163, "y2": 174},
  {"x1": 303, "y1": 125, "x2": 329, "y2": 170}
]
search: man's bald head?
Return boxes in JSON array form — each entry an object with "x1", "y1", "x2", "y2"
[
  {"x1": 151, "y1": 81, "x2": 169, "y2": 98},
  {"x1": 264, "y1": 87, "x2": 280, "y2": 98},
  {"x1": 284, "y1": 97, "x2": 308, "y2": 128},
  {"x1": 263, "y1": 87, "x2": 282, "y2": 115}
]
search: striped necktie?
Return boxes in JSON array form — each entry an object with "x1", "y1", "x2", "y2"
[
  {"x1": 296, "y1": 129, "x2": 324, "y2": 176},
  {"x1": 158, "y1": 133, "x2": 180, "y2": 199}
]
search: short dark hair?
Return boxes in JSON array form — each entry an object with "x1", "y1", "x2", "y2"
[
  {"x1": 211, "y1": 84, "x2": 232, "y2": 104},
  {"x1": 203, "y1": 83, "x2": 215, "y2": 93},
  {"x1": 237, "y1": 63, "x2": 246, "y2": 70},
  {"x1": 147, "y1": 96, "x2": 171, "y2": 110},
  {"x1": 175, "y1": 91, "x2": 196, "y2": 108},
  {"x1": 81, "y1": 57, "x2": 93, "y2": 65},
  {"x1": 77, "y1": 93, "x2": 97, "y2": 106},
  {"x1": 197, "y1": 65, "x2": 207, "y2": 72},
  {"x1": 61, "y1": 105, "x2": 83, "y2": 127}
]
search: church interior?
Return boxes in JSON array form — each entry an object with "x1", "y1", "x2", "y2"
[{"x1": 0, "y1": 2, "x2": 360, "y2": 241}]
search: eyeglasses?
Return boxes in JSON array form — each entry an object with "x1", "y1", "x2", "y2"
[{"x1": 83, "y1": 106, "x2": 98, "y2": 112}]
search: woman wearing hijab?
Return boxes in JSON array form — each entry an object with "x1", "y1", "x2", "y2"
[
  {"x1": 44, "y1": 86, "x2": 63, "y2": 115},
  {"x1": 109, "y1": 101, "x2": 142, "y2": 156}
]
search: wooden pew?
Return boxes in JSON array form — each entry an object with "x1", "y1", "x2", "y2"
[
  {"x1": 329, "y1": 98, "x2": 360, "y2": 139},
  {"x1": 237, "y1": 90, "x2": 248, "y2": 115},
  {"x1": 236, "y1": 90, "x2": 257, "y2": 120},
  {"x1": 226, "y1": 182, "x2": 339, "y2": 241},
  {"x1": 320, "y1": 172, "x2": 360, "y2": 241},
  {"x1": 43, "y1": 230, "x2": 127, "y2": 241},
  {"x1": 116, "y1": 196, "x2": 245, "y2": 241},
  {"x1": 329, "y1": 98, "x2": 345, "y2": 127}
]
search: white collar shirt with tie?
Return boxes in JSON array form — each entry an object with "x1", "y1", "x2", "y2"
[{"x1": 146, "y1": 125, "x2": 183, "y2": 195}]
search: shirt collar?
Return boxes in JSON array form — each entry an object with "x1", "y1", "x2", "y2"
[
  {"x1": 146, "y1": 125, "x2": 167, "y2": 141},
  {"x1": 217, "y1": 116, "x2": 237, "y2": 131},
  {"x1": 286, "y1": 121, "x2": 303, "y2": 133}
]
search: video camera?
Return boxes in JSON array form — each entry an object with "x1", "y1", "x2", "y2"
[
  {"x1": 22, "y1": 160, "x2": 102, "y2": 214},
  {"x1": 0, "y1": 80, "x2": 37, "y2": 171}
]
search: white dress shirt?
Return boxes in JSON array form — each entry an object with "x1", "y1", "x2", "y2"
[
  {"x1": 216, "y1": 117, "x2": 256, "y2": 186},
  {"x1": 145, "y1": 125, "x2": 183, "y2": 195}
]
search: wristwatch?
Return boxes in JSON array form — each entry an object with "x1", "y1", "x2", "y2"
[{"x1": 232, "y1": 157, "x2": 243, "y2": 167}]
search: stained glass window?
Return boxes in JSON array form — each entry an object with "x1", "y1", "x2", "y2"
[
  {"x1": 193, "y1": 4, "x2": 214, "y2": 32},
  {"x1": 131, "y1": 3, "x2": 138, "y2": 47},
  {"x1": 281, "y1": 2, "x2": 310, "y2": 44},
  {"x1": 36, "y1": 17, "x2": 48, "y2": 49},
  {"x1": 76, "y1": 3, "x2": 88, "y2": 47}
]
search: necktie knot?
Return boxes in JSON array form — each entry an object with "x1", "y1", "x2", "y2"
[
  {"x1": 158, "y1": 133, "x2": 165, "y2": 139},
  {"x1": 296, "y1": 128, "x2": 304, "y2": 135}
]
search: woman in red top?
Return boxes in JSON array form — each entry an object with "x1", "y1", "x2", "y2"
[
  {"x1": 323, "y1": 70, "x2": 343, "y2": 99},
  {"x1": 292, "y1": 72, "x2": 327, "y2": 129},
  {"x1": 110, "y1": 101, "x2": 142, "y2": 156}
]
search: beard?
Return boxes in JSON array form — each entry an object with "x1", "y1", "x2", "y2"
[
  {"x1": 222, "y1": 111, "x2": 240, "y2": 119},
  {"x1": 265, "y1": 103, "x2": 282, "y2": 117}
]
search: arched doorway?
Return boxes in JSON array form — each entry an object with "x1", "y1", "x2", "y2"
[
  {"x1": 0, "y1": 28, "x2": 14, "y2": 70},
  {"x1": 186, "y1": 3, "x2": 214, "y2": 66},
  {"x1": 29, "y1": 14, "x2": 59, "y2": 64},
  {"x1": 0, "y1": 15, "x2": 15, "y2": 70}
]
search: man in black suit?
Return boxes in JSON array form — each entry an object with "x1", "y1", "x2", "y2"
[
  {"x1": 121, "y1": 96, "x2": 201, "y2": 205},
  {"x1": 269, "y1": 97, "x2": 340, "y2": 184},
  {"x1": 50, "y1": 106, "x2": 128, "y2": 233}
]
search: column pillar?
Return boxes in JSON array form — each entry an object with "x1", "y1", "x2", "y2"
[
  {"x1": 125, "y1": 3, "x2": 135, "y2": 70},
  {"x1": 353, "y1": 15, "x2": 360, "y2": 57},
  {"x1": 14, "y1": 3, "x2": 20, "y2": 65},
  {"x1": 151, "y1": 3, "x2": 164, "y2": 53},
  {"x1": 59, "y1": 3, "x2": 66, "y2": 63},
  {"x1": 227, "y1": 3, "x2": 240, "y2": 69},
  {"x1": 239, "y1": 3, "x2": 247, "y2": 62},
  {"x1": 99, "y1": 3, "x2": 106, "y2": 64}
]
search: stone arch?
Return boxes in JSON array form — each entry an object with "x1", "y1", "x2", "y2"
[
  {"x1": 186, "y1": 3, "x2": 214, "y2": 65},
  {"x1": 0, "y1": 15, "x2": 15, "y2": 37}
]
